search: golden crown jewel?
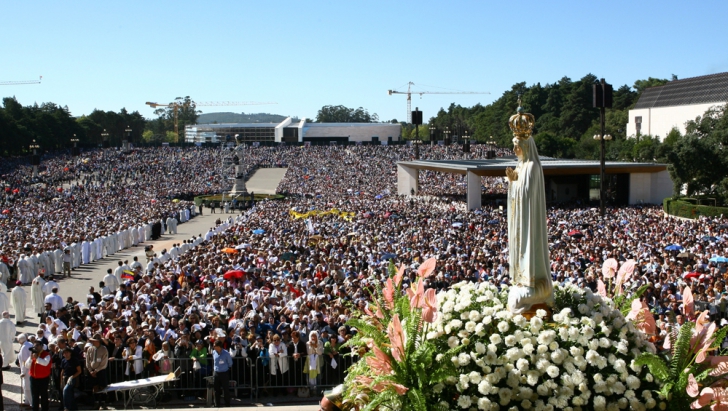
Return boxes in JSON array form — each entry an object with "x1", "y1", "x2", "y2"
[{"x1": 508, "y1": 97, "x2": 535, "y2": 140}]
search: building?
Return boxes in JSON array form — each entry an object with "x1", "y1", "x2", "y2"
[
  {"x1": 397, "y1": 157, "x2": 672, "y2": 211},
  {"x1": 185, "y1": 118, "x2": 401, "y2": 144},
  {"x1": 626, "y1": 72, "x2": 728, "y2": 140}
]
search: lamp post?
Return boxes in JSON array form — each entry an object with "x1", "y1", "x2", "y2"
[
  {"x1": 429, "y1": 124, "x2": 436, "y2": 146},
  {"x1": 29, "y1": 139, "x2": 40, "y2": 178},
  {"x1": 486, "y1": 136, "x2": 496, "y2": 159},
  {"x1": 70, "y1": 134, "x2": 80, "y2": 156},
  {"x1": 443, "y1": 127, "x2": 451, "y2": 146},
  {"x1": 593, "y1": 132, "x2": 612, "y2": 215},
  {"x1": 123, "y1": 126, "x2": 132, "y2": 152},
  {"x1": 463, "y1": 130, "x2": 470, "y2": 154},
  {"x1": 101, "y1": 129, "x2": 109, "y2": 146}
]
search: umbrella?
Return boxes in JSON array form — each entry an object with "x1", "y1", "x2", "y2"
[
  {"x1": 280, "y1": 252, "x2": 295, "y2": 261},
  {"x1": 1, "y1": 209, "x2": 9, "y2": 215},
  {"x1": 375, "y1": 195, "x2": 383, "y2": 199},
  {"x1": 382, "y1": 253, "x2": 397, "y2": 260},
  {"x1": 602, "y1": 258, "x2": 618, "y2": 278},
  {"x1": 620, "y1": 220, "x2": 629, "y2": 225},
  {"x1": 557, "y1": 220, "x2": 568, "y2": 225},
  {"x1": 234, "y1": 244, "x2": 249, "y2": 250},
  {"x1": 172, "y1": 199, "x2": 180, "y2": 203},
  {"x1": 709, "y1": 256, "x2": 728, "y2": 263},
  {"x1": 703, "y1": 236, "x2": 719, "y2": 242},
  {"x1": 252, "y1": 229, "x2": 265, "y2": 235},
  {"x1": 664, "y1": 244, "x2": 683, "y2": 251},
  {"x1": 487, "y1": 219, "x2": 499, "y2": 225},
  {"x1": 221, "y1": 248, "x2": 238, "y2": 254},
  {"x1": 682, "y1": 272, "x2": 700, "y2": 280},
  {"x1": 223, "y1": 270, "x2": 246, "y2": 280},
  {"x1": 567, "y1": 230, "x2": 584, "y2": 238},
  {"x1": 677, "y1": 252, "x2": 694, "y2": 259},
  {"x1": 452, "y1": 222, "x2": 464, "y2": 228}
]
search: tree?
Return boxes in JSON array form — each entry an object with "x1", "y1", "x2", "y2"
[
  {"x1": 152, "y1": 96, "x2": 201, "y2": 141},
  {"x1": 315, "y1": 105, "x2": 379, "y2": 123},
  {"x1": 533, "y1": 131, "x2": 575, "y2": 158},
  {"x1": 633, "y1": 77, "x2": 669, "y2": 94}
]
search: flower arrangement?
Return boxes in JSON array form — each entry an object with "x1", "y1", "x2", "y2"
[
  {"x1": 344, "y1": 259, "x2": 667, "y2": 411},
  {"x1": 636, "y1": 310, "x2": 728, "y2": 411}
]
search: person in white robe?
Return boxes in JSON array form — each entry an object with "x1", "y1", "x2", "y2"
[
  {"x1": 11, "y1": 282, "x2": 27, "y2": 323},
  {"x1": 17, "y1": 334, "x2": 32, "y2": 406},
  {"x1": 170, "y1": 217, "x2": 178, "y2": 234},
  {"x1": 145, "y1": 223, "x2": 153, "y2": 241},
  {"x1": 0, "y1": 260, "x2": 10, "y2": 285},
  {"x1": 169, "y1": 245, "x2": 180, "y2": 260},
  {"x1": 42, "y1": 279, "x2": 59, "y2": 296},
  {"x1": 29, "y1": 254, "x2": 39, "y2": 277},
  {"x1": 35, "y1": 253, "x2": 47, "y2": 276},
  {"x1": 81, "y1": 240, "x2": 92, "y2": 264},
  {"x1": 137, "y1": 225, "x2": 145, "y2": 243},
  {"x1": 131, "y1": 227, "x2": 139, "y2": 246},
  {"x1": 71, "y1": 242, "x2": 81, "y2": 268},
  {"x1": 18, "y1": 256, "x2": 33, "y2": 284},
  {"x1": 165, "y1": 217, "x2": 174, "y2": 234},
  {"x1": 103, "y1": 269, "x2": 119, "y2": 293},
  {"x1": 93, "y1": 237, "x2": 103, "y2": 261},
  {"x1": 31, "y1": 273, "x2": 47, "y2": 315},
  {"x1": 114, "y1": 262, "x2": 125, "y2": 284},
  {"x1": 0, "y1": 312, "x2": 15, "y2": 367},
  {"x1": 100, "y1": 235, "x2": 109, "y2": 257},
  {"x1": 0, "y1": 289, "x2": 9, "y2": 314},
  {"x1": 43, "y1": 250, "x2": 55, "y2": 275},
  {"x1": 53, "y1": 248, "x2": 63, "y2": 274}
]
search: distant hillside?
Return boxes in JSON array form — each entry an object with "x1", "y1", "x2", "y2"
[{"x1": 197, "y1": 112, "x2": 300, "y2": 124}]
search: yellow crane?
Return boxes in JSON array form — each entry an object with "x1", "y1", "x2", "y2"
[
  {"x1": 0, "y1": 76, "x2": 42, "y2": 85},
  {"x1": 145, "y1": 100, "x2": 277, "y2": 143},
  {"x1": 388, "y1": 82, "x2": 489, "y2": 123}
]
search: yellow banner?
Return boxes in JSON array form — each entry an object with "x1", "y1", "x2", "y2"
[{"x1": 289, "y1": 208, "x2": 356, "y2": 221}]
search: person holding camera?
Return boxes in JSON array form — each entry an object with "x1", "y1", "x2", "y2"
[{"x1": 27, "y1": 340, "x2": 51, "y2": 411}]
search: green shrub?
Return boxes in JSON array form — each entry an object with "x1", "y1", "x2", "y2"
[{"x1": 663, "y1": 198, "x2": 728, "y2": 219}]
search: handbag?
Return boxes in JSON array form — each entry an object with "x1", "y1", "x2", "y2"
[{"x1": 193, "y1": 360, "x2": 201, "y2": 371}]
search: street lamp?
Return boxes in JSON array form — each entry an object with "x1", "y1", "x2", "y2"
[
  {"x1": 429, "y1": 124, "x2": 436, "y2": 146},
  {"x1": 123, "y1": 126, "x2": 132, "y2": 152},
  {"x1": 70, "y1": 134, "x2": 80, "y2": 156},
  {"x1": 486, "y1": 136, "x2": 496, "y2": 159},
  {"x1": 443, "y1": 127, "x2": 451, "y2": 146},
  {"x1": 463, "y1": 130, "x2": 470, "y2": 154},
  {"x1": 29, "y1": 139, "x2": 41, "y2": 178}
]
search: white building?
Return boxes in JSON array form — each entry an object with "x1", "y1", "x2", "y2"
[
  {"x1": 185, "y1": 118, "x2": 401, "y2": 144},
  {"x1": 626, "y1": 72, "x2": 728, "y2": 140}
]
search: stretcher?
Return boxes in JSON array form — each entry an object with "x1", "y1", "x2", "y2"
[{"x1": 100, "y1": 369, "x2": 179, "y2": 409}]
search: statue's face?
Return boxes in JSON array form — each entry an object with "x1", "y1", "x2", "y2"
[{"x1": 513, "y1": 139, "x2": 523, "y2": 160}]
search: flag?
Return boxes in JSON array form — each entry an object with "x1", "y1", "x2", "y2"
[
  {"x1": 306, "y1": 219, "x2": 315, "y2": 235},
  {"x1": 122, "y1": 270, "x2": 135, "y2": 281}
]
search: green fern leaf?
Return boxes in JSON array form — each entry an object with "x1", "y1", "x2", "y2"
[{"x1": 635, "y1": 352, "x2": 671, "y2": 382}]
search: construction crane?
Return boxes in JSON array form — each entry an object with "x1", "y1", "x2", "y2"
[
  {"x1": 388, "y1": 82, "x2": 489, "y2": 123},
  {"x1": 145, "y1": 100, "x2": 277, "y2": 143},
  {"x1": 0, "y1": 76, "x2": 42, "y2": 86}
]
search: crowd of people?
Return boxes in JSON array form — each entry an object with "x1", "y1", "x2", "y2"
[{"x1": 1, "y1": 143, "x2": 728, "y2": 409}]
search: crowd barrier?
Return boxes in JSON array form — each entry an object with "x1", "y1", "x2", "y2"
[{"x1": 54, "y1": 354, "x2": 358, "y2": 405}]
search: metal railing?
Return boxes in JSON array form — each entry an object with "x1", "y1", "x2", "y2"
[{"x1": 55, "y1": 354, "x2": 358, "y2": 404}]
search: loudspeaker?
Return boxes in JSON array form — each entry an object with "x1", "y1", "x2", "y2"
[
  {"x1": 603, "y1": 83, "x2": 613, "y2": 108},
  {"x1": 593, "y1": 83, "x2": 604, "y2": 108},
  {"x1": 463, "y1": 140, "x2": 470, "y2": 153},
  {"x1": 411, "y1": 110, "x2": 423, "y2": 125}
]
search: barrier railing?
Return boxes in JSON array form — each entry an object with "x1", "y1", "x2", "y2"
[{"x1": 55, "y1": 353, "x2": 358, "y2": 405}]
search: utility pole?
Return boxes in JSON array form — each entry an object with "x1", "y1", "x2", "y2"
[{"x1": 593, "y1": 78, "x2": 613, "y2": 217}]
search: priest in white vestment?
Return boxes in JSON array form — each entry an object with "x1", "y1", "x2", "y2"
[
  {"x1": 53, "y1": 248, "x2": 63, "y2": 274},
  {"x1": 30, "y1": 274, "x2": 47, "y2": 315},
  {"x1": 81, "y1": 240, "x2": 91, "y2": 264},
  {"x1": 17, "y1": 256, "x2": 32, "y2": 284},
  {"x1": 0, "y1": 312, "x2": 16, "y2": 367},
  {"x1": 131, "y1": 227, "x2": 139, "y2": 246},
  {"x1": 103, "y1": 269, "x2": 119, "y2": 293},
  {"x1": 11, "y1": 282, "x2": 27, "y2": 323},
  {"x1": 0, "y1": 261, "x2": 10, "y2": 285},
  {"x1": 17, "y1": 334, "x2": 32, "y2": 406},
  {"x1": 0, "y1": 293, "x2": 10, "y2": 317}
]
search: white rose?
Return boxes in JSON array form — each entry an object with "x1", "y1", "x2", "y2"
[
  {"x1": 469, "y1": 371, "x2": 482, "y2": 385},
  {"x1": 477, "y1": 397, "x2": 492, "y2": 411},
  {"x1": 458, "y1": 353, "x2": 471, "y2": 366},
  {"x1": 490, "y1": 334, "x2": 503, "y2": 345},
  {"x1": 465, "y1": 321, "x2": 477, "y2": 333},
  {"x1": 498, "y1": 321, "x2": 510, "y2": 333},
  {"x1": 505, "y1": 335, "x2": 517, "y2": 347},
  {"x1": 478, "y1": 379, "x2": 493, "y2": 395},
  {"x1": 469, "y1": 310, "x2": 481, "y2": 322},
  {"x1": 475, "y1": 342, "x2": 486, "y2": 354},
  {"x1": 546, "y1": 365, "x2": 560, "y2": 378},
  {"x1": 457, "y1": 394, "x2": 472, "y2": 409}
]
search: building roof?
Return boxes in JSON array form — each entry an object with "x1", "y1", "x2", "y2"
[
  {"x1": 634, "y1": 71, "x2": 728, "y2": 109},
  {"x1": 398, "y1": 156, "x2": 667, "y2": 177}
]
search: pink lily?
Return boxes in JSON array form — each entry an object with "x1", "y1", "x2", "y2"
[
  {"x1": 388, "y1": 314, "x2": 406, "y2": 362},
  {"x1": 687, "y1": 373, "x2": 700, "y2": 397},
  {"x1": 422, "y1": 288, "x2": 438, "y2": 323},
  {"x1": 684, "y1": 286, "x2": 695, "y2": 319},
  {"x1": 417, "y1": 257, "x2": 437, "y2": 278},
  {"x1": 596, "y1": 279, "x2": 607, "y2": 297},
  {"x1": 383, "y1": 278, "x2": 395, "y2": 309},
  {"x1": 393, "y1": 264, "x2": 406, "y2": 287},
  {"x1": 365, "y1": 346, "x2": 393, "y2": 375},
  {"x1": 407, "y1": 279, "x2": 426, "y2": 309},
  {"x1": 709, "y1": 356, "x2": 728, "y2": 377}
]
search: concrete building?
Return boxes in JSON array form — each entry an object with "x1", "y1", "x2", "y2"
[
  {"x1": 185, "y1": 118, "x2": 401, "y2": 144},
  {"x1": 626, "y1": 72, "x2": 728, "y2": 140},
  {"x1": 397, "y1": 157, "x2": 672, "y2": 211}
]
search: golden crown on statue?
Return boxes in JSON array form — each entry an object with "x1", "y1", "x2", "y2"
[{"x1": 508, "y1": 98, "x2": 535, "y2": 140}]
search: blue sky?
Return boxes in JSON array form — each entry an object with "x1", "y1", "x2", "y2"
[{"x1": 2, "y1": 1, "x2": 727, "y2": 123}]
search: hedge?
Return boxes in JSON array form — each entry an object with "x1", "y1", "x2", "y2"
[{"x1": 663, "y1": 198, "x2": 728, "y2": 219}]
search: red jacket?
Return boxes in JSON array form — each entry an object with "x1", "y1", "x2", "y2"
[{"x1": 29, "y1": 351, "x2": 52, "y2": 379}]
